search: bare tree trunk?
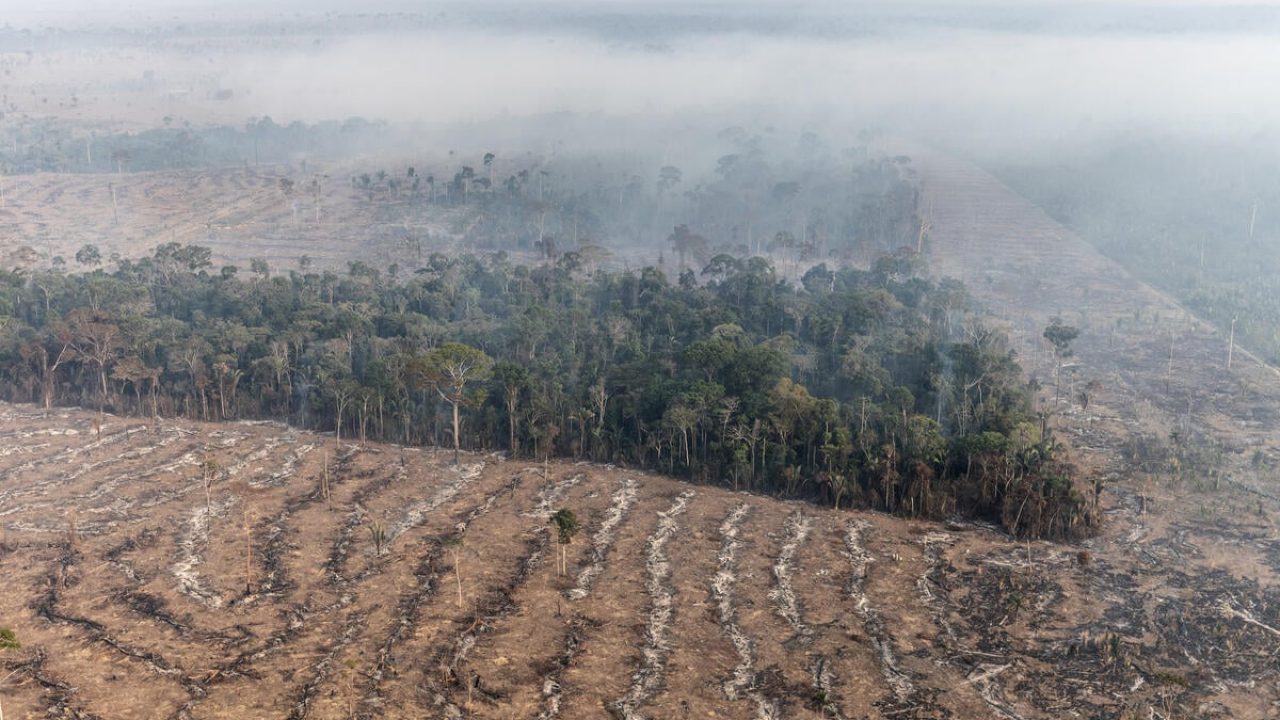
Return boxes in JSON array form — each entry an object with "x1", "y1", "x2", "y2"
[
  {"x1": 99, "y1": 366, "x2": 108, "y2": 411},
  {"x1": 243, "y1": 506, "x2": 253, "y2": 594},
  {"x1": 322, "y1": 451, "x2": 332, "y2": 509},
  {"x1": 453, "y1": 547, "x2": 464, "y2": 607},
  {"x1": 507, "y1": 397, "x2": 518, "y2": 457},
  {"x1": 451, "y1": 400, "x2": 461, "y2": 466},
  {"x1": 335, "y1": 399, "x2": 345, "y2": 444}
]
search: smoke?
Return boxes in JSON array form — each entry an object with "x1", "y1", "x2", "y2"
[{"x1": 6, "y1": 2, "x2": 1280, "y2": 159}]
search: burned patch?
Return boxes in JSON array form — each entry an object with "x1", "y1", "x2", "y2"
[
  {"x1": 1151, "y1": 570, "x2": 1280, "y2": 687},
  {"x1": 948, "y1": 555, "x2": 1065, "y2": 652},
  {"x1": 535, "y1": 614, "x2": 600, "y2": 720}
]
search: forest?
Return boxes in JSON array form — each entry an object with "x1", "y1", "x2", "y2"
[
  {"x1": 0, "y1": 116, "x2": 395, "y2": 174},
  {"x1": 0, "y1": 244, "x2": 1095, "y2": 540}
]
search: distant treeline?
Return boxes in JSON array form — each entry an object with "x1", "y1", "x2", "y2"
[
  {"x1": 0, "y1": 116, "x2": 393, "y2": 174},
  {"x1": 0, "y1": 244, "x2": 1096, "y2": 539},
  {"x1": 321, "y1": 127, "x2": 922, "y2": 271}
]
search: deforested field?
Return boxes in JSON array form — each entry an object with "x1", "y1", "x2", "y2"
[
  {"x1": 0, "y1": 399, "x2": 1276, "y2": 720},
  {"x1": 0, "y1": 165, "x2": 461, "y2": 274}
]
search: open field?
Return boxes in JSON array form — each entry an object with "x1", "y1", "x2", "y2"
[
  {"x1": 0, "y1": 405, "x2": 994, "y2": 719},
  {"x1": 0, "y1": 401, "x2": 1273, "y2": 720},
  {"x1": 0, "y1": 164, "x2": 465, "y2": 274}
]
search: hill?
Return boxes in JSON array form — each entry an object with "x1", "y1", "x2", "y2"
[{"x1": 0, "y1": 395, "x2": 1275, "y2": 720}]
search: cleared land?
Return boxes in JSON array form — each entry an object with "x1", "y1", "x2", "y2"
[{"x1": 0, "y1": 165, "x2": 461, "y2": 273}]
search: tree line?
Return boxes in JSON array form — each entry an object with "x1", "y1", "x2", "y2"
[{"x1": 0, "y1": 243, "x2": 1098, "y2": 539}]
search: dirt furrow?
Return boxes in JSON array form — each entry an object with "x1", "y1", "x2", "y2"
[
  {"x1": 770, "y1": 511, "x2": 813, "y2": 646},
  {"x1": 524, "y1": 469, "x2": 584, "y2": 519},
  {"x1": 709, "y1": 503, "x2": 781, "y2": 718},
  {"x1": 841, "y1": 520, "x2": 916, "y2": 705},
  {"x1": 535, "y1": 613, "x2": 595, "y2": 719},
  {"x1": 209, "y1": 457, "x2": 525, "y2": 719},
  {"x1": 385, "y1": 459, "x2": 486, "y2": 545},
  {"x1": 284, "y1": 609, "x2": 372, "y2": 720},
  {"x1": 358, "y1": 473, "x2": 523, "y2": 716},
  {"x1": 0, "y1": 423, "x2": 145, "y2": 501},
  {"x1": 443, "y1": 468, "x2": 620, "y2": 719},
  {"x1": 324, "y1": 461, "x2": 405, "y2": 585},
  {"x1": 32, "y1": 549, "x2": 198, "y2": 716},
  {"x1": 609, "y1": 489, "x2": 695, "y2": 720},
  {"x1": 566, "y1": 476, "x2": 637, "y2": 600},
  {"x1": 1, "y1": 648, "x2": 104, "y2": 720},
  {"x1": 428, "y1": 528, "x2": 552, "y2": 717}
]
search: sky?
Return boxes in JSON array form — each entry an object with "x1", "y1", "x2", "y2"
[
  {"x1": 8, "y1": 0, "x2": 1280, "y2": 24},
  {"x1": 5, "y1": 0, "x2": 1279, "y2": 158}
]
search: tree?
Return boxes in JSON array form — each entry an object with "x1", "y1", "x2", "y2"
[
  {"x1": 279, "y1": 177, "x2": 297, "y2": 224},
  {"x1": 1043, "y1": 318, "x2": 1079, "y2": 405},
  {"x1": 368, "y1": 520, "x2": 387, "y2": 557},
  {"x1": 418, "y1": 343, "x2": 494, "y2": 465},
  {"x1": 0, "y1": 627, "x2": 17, "y2": 651},
  {"x1": 200, "y1": 455, "x2": 221, "y2": 513},
  {"x1": 242, "y1": 502, "x2": 254, "y2": 594},
  {"x1": 446, "y1": 532, "x2": 466, "y2": 608},
  {"x1": 668, "y1": 224, "x2": 708, "y2": 273},
  {"x1": 664, "y1": 404, "x2": 699, "y2": 469},
  {"x1": 657, "y1": 165, "x2": 682, "y2": 195},
  {"x1": 21, "y1": 324, "x2": 73, "y2": 412},
  {"x1": 493, "y1": 362, "x2": 530, "y2": 456},
  {"x1": 75, "y1": 243, "x2": 101, "y2": 268},
  {"x1": 550, "y1": 508, "x2": 579, "y2": 576},
  {"x1": 1078, "y1": 378, "x2": 1103, "y2": 411},
  {"x1": 250, "y1": 258, "x2": 270, "y2": 279},
  {"x1": 325, "y1": 376, "x2": 360, "y2": 443},
  {"x1": 67, "y1": 308, "x2": 120, "y2": 410}
]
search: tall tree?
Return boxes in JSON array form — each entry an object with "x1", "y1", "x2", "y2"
[
  {"x1": 21, "y1": 323, "x2": 74, "y2": 412},
  {"x1": 417, "y1": 343, "x2": 494, "y2": 465},
  {"x1": 66, "y1": 308, "x2": 120, "y2": 410},
  {"x1": 1043, "y1": 318, "x2": 1080, "y2": 405},
  {"x1": 493, "y1": 361, "x2": 530, "y2": 456}
]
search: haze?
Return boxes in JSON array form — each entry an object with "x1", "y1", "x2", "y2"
[
  {"x1": 7, "y1": 0, "x2": 1280, "y2": 158},
  {"x1": 3, "y1": 2, "x2": 1280, "y2": 719}
]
